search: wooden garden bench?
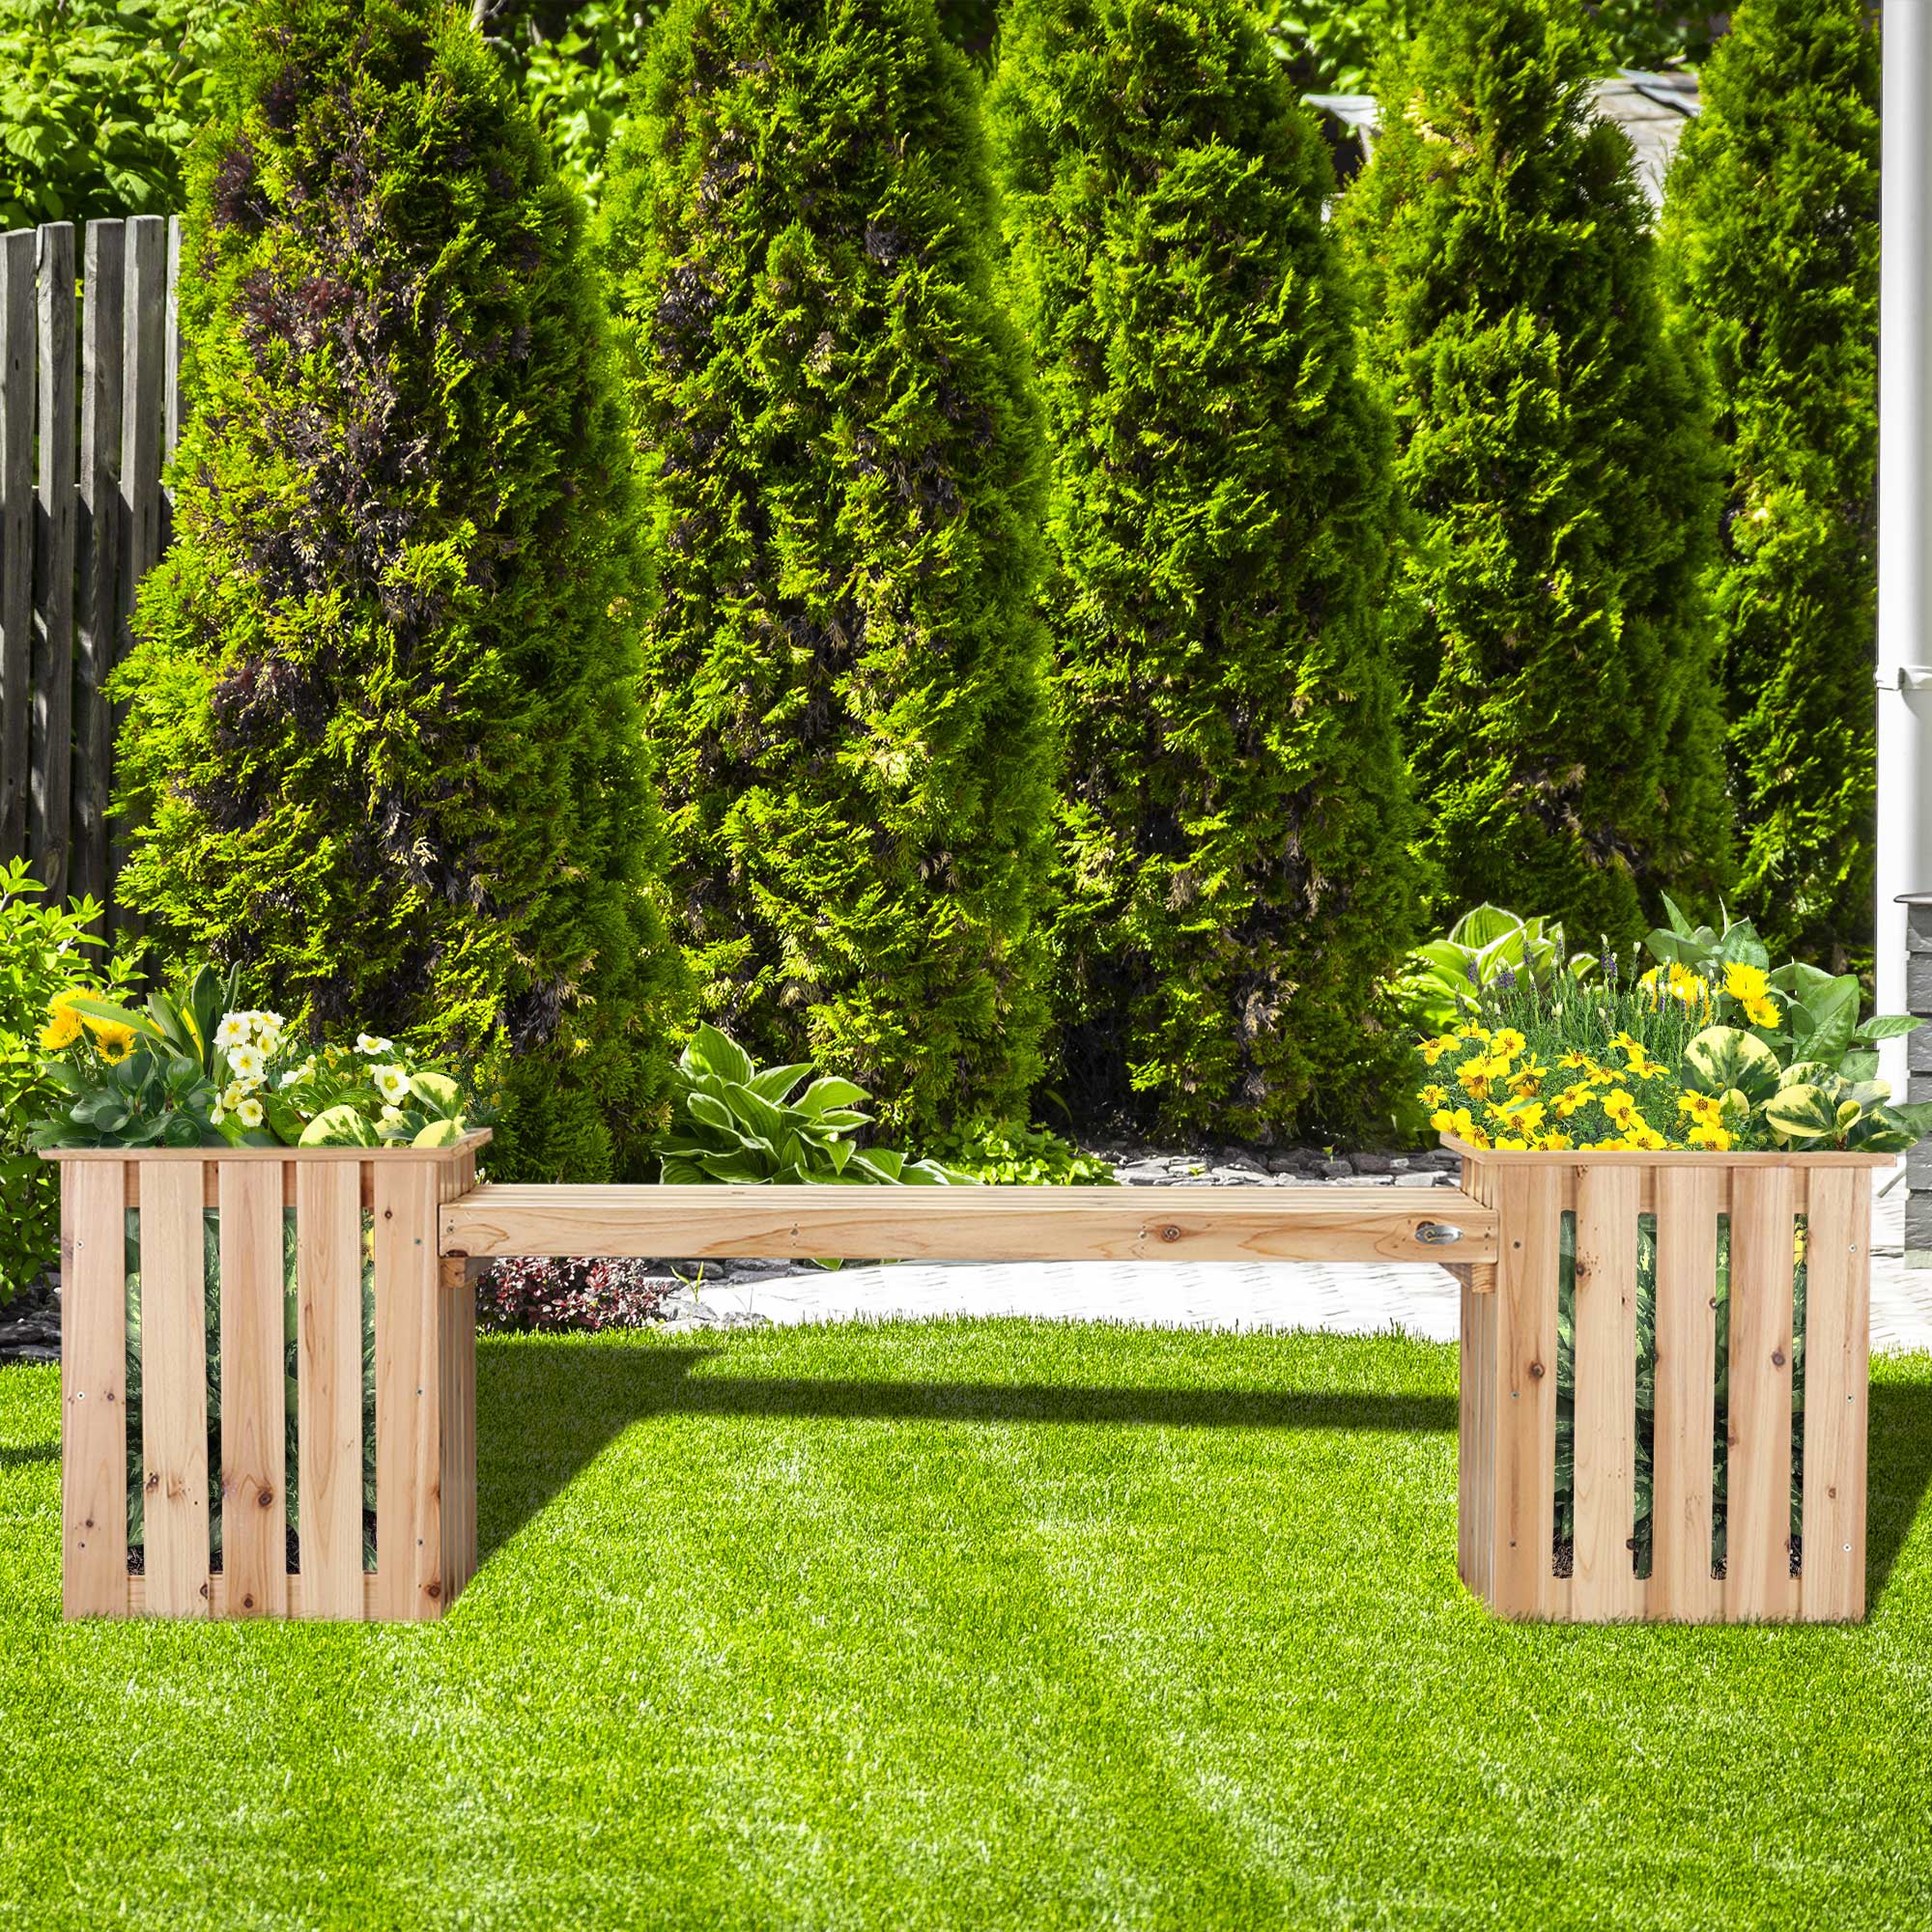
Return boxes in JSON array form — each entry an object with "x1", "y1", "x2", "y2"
[{"x1": 51, "y1": 1134, "x2": 1884, "y2": 1630}]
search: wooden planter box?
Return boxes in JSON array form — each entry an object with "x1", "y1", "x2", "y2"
[
  {"x1": 45, "y1": 1134, "x2": 488, "y2": 1622},
  {"x1": 1450, "y1": 1137, "x2": 1889, "y2": 1624}
]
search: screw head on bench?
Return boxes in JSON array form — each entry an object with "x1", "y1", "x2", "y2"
[{"x1": 1414, "y1": 1221, "x2": 1463, "y2": 1245}]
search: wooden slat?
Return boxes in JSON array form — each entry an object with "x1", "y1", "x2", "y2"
[
  {"x1": 1438, "y1": 1136, "x2": 1893, "y2": 1169},
  {"x1": 110, "y1": 214, "x2": 165, "y2": 926},
  {"x1": 138, "y1": 1159, "x2": 209, "y2": 1616},
  {"x1": 1572, "y1": 1164, "x2": 1640, "y2": 1619},
  {"x1": 48, "y1": 1132, "x2": 491, "y2": 1164},
  {"x1": 71, "y1": 219, "x2": 122, "y2": 918},
  {"x1": 1727, "y1": 1167, "x2": 1799, "y2": 1621},
  {"x1": 375, "y1": 1160, "x2": 443, "y2": 1620},
  {"x1": 1488, "y1": 1163, "x2": 1562, "y2": 1617},
  {"x1": 61, "y1": 1159, "x2": 128, "y2": 1617},
  {"x1": 440, "y1": 1182, "x2": 1499, "y2": 1265},
  {"x1": 131, "y1": 1571, "x2": 386, "y2": 1620},
  {"x1": 1650, "y1": 1166, "x2": 1722, "y2": 1622},
  {"x1": 218, "y1": 1161, "x2": 286, "y2": 1617},
  {"x1": 29, "y1": 221, "x2": 74, "y2": 895},
  {"x1": 1800, "y1": 1168, "x2": 1871, "y2": 1622},
  {"x1": 0, "y1": 228, "x2": 34, "y2": 861},
  {"x1": 161, "y1": 214, "x2": 180, "y2": 543},
  {"x1": 298, "y1": 1162, "x2": 366, "y2": 1620},
  {"x1": 1457, "y1": 1156, "x2": 1497, "y2": 1603}
]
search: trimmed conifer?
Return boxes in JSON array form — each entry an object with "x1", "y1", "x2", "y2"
[
  {"x1": 987, "y1": 0, "x2": 1424, "y2": 1139},
  {"x1": 601, "y1": 0, "x2": 1060, "y2": 1139},
  {"x1": 114, "y1": 0, "x2": 688, "y2": 1182},
  {"x1": 1661, "y1": 0, "x2": 1878, "y2": 966},
  {"x1": 1341, "y1": 0, "x2": 1730, "y2": 944}
]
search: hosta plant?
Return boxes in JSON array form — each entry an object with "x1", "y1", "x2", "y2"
[
  {"x1": 656, "y1": 1027, "x2": 973, "y2": 1187},
  {"x1": 1390, "y1": 905, "x2": 1593, "y2": 1037}
]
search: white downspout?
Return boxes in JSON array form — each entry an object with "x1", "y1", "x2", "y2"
[{"x1": 1876, "y1": 1, "x2": 1932, "y2": 1102}]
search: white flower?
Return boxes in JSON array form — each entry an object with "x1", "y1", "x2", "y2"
[
  {"x1": 221, "y1": 1082, "x2": 245, "y2": 1111},
  {"x1": 211, "y1": 1103, "x2": 227, "y2": 1125},
  {"x1": 356, "y1": 1033, "x2": 393, "y2": 1056},
  {"x1": 237, "y1": 1098, "x2": 265, "y2": 1129},
  {"x1": 228, "y1": 1043, "x2": 267, "y2": 1083},
  {"x1": 214, "y1": 1013, "x2": 251, "y2": 1050},
  {"x1": 374, "y1": 1064, "x2": 412, "y2": 1104}
]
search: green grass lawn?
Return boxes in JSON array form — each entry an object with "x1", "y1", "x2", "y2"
[{"x1": 2, "y1": 1320, "x2": 1930, "y2": 1931}]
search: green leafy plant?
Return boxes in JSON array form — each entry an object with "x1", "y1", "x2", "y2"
[
  {"x1": 1390, "y1": 905, "x2": 1593, "y2": 1035},
  {"x1": 602, "y1": 0, "x2": 1060, "y2": 1142},
  {"x1": 932, "y1": 1116, "x2": 1115, "y2": 1187},
  {"x1": 0, "y1": 860, "x2": 142, "y2": 1297},
  {"x1": 1341, "y1": 0, "x2": 1731, "y2": 943},
  {"x1": 112, "y1": 0, "x2": 687, "y2": 1187},
  {"x1": 518, "y1": 0, "x2": 655, "y2": 208},
  {"x1": 989, "y1": 0, "x2": 1423, "y2": 1140},
  {"x1": 656, "y1": 1026, "x2": 973, "y2": 1186}
]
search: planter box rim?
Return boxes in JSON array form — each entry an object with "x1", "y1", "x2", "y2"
[
  {"x1": 38, "y1": 1127, "x2": 492, "y2": 1165},
  {"x1": 1440, "y1": 1132, "x2": 1894, "y2": 1168}
]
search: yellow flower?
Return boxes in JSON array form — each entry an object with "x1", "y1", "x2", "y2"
[
  {"x1": 1687, "y1": 1122, "x2": 1733, "y2": 1151},
  {"x1": 1419, "y1": 1083, "x2": 1449, "y2": 1109},
  {"x1": 1677, "y1": 1092, "x2": 1723, "y2": 1125},
  {"x1": 1418, "y1": 1035, "x2": 1457, "y2": 1066},
  {"x1": 1603, "y1": 1088, "x2": 1640, "y2": 1129},
  {"x1": 1558, "y1": 1050, "x2": 1592, "y2": 1070},
  {"x1": 1621, "y1": 1123, "x2": 1667, "y2": 1151},
  {"x1": 1496, "y1": 1096, "x2": 1547, "y2": 1133},
  {"x1": 1431, "y1": 1106, "x2": 1483, "y2": 1143},
  {"x1": 1453, "y1": 1023, "x2": 1492, "y2": 1042},
  {"x1": 1744, "y1": 994, "x2": 1780, "y2": 1030},
  {"x1": 39, "y1": 1010, "x2": 80, "y2": 1051},
  {"x1": 1723, "y1": 961, "x2": 1772, "y2": 1007},
  {"x1": 1490, "y1": 1028, "x2": 1526, "y2": 1061},
  {"x1": 1640, "y1": 962, "x2": 1712, "y2": 1010},
  {"x1": 1622, "y1": 1044, "x2": 1668, "y2": 1080},
  {"x1": 92, "y1": 1023, "x2": 136, "y2": 1065}
]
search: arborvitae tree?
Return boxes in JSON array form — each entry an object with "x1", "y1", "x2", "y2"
[
  {"x1": 115, "y1": 0, "x2": 687, "y2": 1182},
  {"x1": 1341, "y1": 0, "x2": 1729, "y2": 943},
  {"x1": 988, "y1": 0, "x2": 1424, "y2": 1139},
  {"x1": 1661, "y1": 0, "x2": 1878, "y2": 967},
  {"x1": 602, "y1": 0, "x2": 1060, "y2": 1138}
]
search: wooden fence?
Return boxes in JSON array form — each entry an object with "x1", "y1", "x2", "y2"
[{"x1": 0, "y1": 214, "x2": 180, "y2": 922}]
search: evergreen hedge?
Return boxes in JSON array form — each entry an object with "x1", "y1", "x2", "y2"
[
  {"x1": 1661, "y1": 0, "x2": 1879, "y2": 966},
  {"x1": 988, "y1": 0, "x2": 1423, "y2": 1139},
  {"x1": 602, "y1": 0, "x2": 1060, "y2": 1140},
  {"x1": 114, "y1": 0, "x2": 687, "y2": 1182},
  {"x1": 1341, "y1": 0, "x2": 1730, "y2": 945}
]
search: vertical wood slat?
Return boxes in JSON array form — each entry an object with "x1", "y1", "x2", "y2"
[
  {"x1": 29, "y1": 222, "x2": 75, "y2": 896},
  {"x1": 62, "y1": 1159, "x2": 128, "y2": 1616},
  {"x1": 375, "y1": 1160, "x2": 443, "y2": 1621},
  {"x1": 139, "y1": 1160, "x2": 210, "y2": 1617},
  {"x1": 1728, "y1": 1167, "x2": 1800, "y2": 1621},
  {"x1": 298, "y1": 1162, "x2": 366, "y2": 1620},
  {"x1": 1572, "y1": 1165, "x2": 1641, "y2": 1619},
  {"x1": 0, "y1": 228, "x2": 34, "y2": 861},
  {"x1": 1801, "y1": 1168, "x2": 1872, "y2": 1622},
  {"x1": 1457, "y1": 1154, "x2": 1496, "y2": 1604},
  {"x1": 218, "y1": 1162, "x2": 287, "y2": 1618},
  {"x1": 71, "y1": 220, "x2": 123, "y2": 918},
  {"x1": 1490, "y1": 1163, "x2": 1563, "y2": 1617},
  {"x1": 109, "y1": 215, "x2": 165, "y2": 927},
  {"x1": 161, "y1": 215, "x2": 181, "y2": 543},
  {"x1": 1651, "y1": 1166, "x2": 1722, "y2": 1622}
]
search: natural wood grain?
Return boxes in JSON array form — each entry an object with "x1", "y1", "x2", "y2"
[
  {"x1": 1727, "y1": 1168, "x2": 1800, "y2": 1622},
  {"x1": 129, "y1": 1572, "x2": 386, "y2": 1620},
  {"x1": 297, "y1": 1162, "x2": 366, "y2": 1619},
  {"x1": 1440, "y1": 1136, "x2": 1893, "y2": 1169},
  {"x1": 62, "y1": 1159, "x2": 128, "y2": 1617},
  {"x1": 1489, "y1": 1163, "x2": 1563, "y2": 1618},
  {"x1": 70, "y1": 219, "x2": 121, "y2": 918},
  {"x1": 440, "y1": 1183, "x2": 1499, "y2": 1265},
  {"x1": 1800, "y1": 1168, "x2": 1871, "y2": 1622},
  {"x1": 1572, "y1": 1164, "x2": 1640, "y2": 1619},
  {"x1": 0, "y1": 227, "x2": 35, "y2": 861},
  {"x1": 138, "y1": 1160, "x2": 209, "y2": 1617},
  {"x1": 44, "y1": 1132, "x2": 491, "y2": 1164},
  {"x1": 160, "y1": 214, "x2": 180, "y2": 546},
  {"x1": 218, "y1": 1162, "x2": 287, "y2": 1618},
  {"x1": 29, "y1": 221, "x2": 74, "y2": 895},
  {"x1": 1650, "y1": 1166, "x2": 1722, "y2": 1622},
  {"x1": 375, "y1": 1161, "x2": 443, "y2": 1621}
]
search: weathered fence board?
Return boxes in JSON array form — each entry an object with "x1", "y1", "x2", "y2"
[{"x1": 0, "y1": 216, "x2": 179, "y2": 919}]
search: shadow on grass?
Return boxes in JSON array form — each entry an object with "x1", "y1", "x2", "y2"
[
  {"x1": 476, "y1": 1341, "x2": 1456, "y2": 1565},
  {"x1": 1868, "y1": 1378, "x2": 1932, "y2": 1608},
  {"x1": 0, "y1": 1441, "x2": 55, "y2": 1473}
]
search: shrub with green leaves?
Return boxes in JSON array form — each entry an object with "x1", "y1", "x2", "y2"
[
  {"x1": 1341, "y1": 0, "x2": 1731, "y2": 945},
  {"x1": 657, "y1": 1024, "x2": 971, "y2": 1185},
  {"x1": 0, "y1": 859, "x2": 142, "y2": 1300},
  {"x1": 603, "y1": 0, "x2": 1060, "y2": 1142},
  {"x1": 1390, "y1": 904, "x2": 1591, "y2": 1037},
  {"x1": 112, "y1": 0, "x2": 687, "y2": 1184},
  {"x1": 1660, "y1": 0, "x2": 1878, "y2": 967},
  {"x1": 989, "y1": 0, "x2": 1423, "y2": 1141},
  {"x1": 0, "y1": 0, "x2": 234, "y2": 228}
]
